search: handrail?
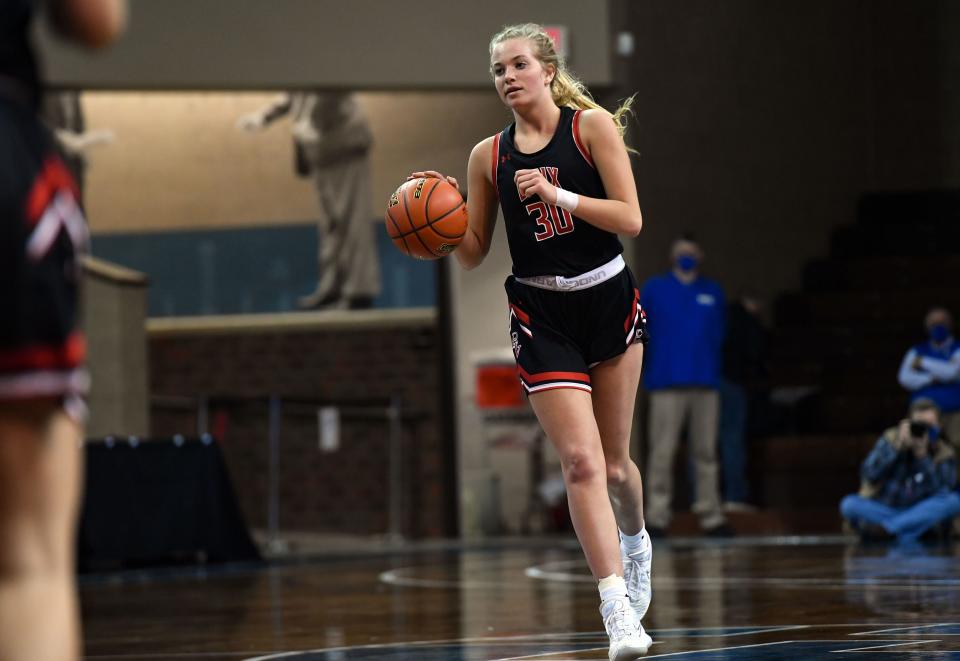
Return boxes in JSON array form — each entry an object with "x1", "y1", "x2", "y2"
[{"x1": 150, "y1": 392, "x2": 410, "y2": 547}]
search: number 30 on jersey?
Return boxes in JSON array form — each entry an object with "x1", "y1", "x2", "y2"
[{"x1": 520, "y1": 167, "x2": 575, "y2": 242}]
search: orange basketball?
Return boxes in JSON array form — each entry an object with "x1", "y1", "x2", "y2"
[{"x1": 384, "y1": 177, "x2": 468, "y2": 260}]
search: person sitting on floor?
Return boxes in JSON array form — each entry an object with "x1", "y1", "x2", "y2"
[{"x1": 840, "y1": 398, "x2": 960, "y2": 544}]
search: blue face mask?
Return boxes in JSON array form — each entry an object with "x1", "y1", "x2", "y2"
[
  {"x1": 928, "y1": 425, "x2": 941, "y2": 443},
  {"x1": 929, "y1": 324, "x2": 951, "y2": 344},
  {"x1": 676, "y1": 254, "x2": 699, "y2": 273}
]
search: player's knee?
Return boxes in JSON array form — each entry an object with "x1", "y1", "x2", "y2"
[
  {"x1": 605, "y1": 458, "x2": 631, "y2": 488},
  {"x1": 562, "y1": 448, "x2": 602, "y2": 485}
]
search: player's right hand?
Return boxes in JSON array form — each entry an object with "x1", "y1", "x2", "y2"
[{"x1": 407, "y1": 170, "x2": 460, "y2": 193}]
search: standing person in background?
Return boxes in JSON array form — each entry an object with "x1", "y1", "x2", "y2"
[
  {"x1": 641, "y1": 236, "x2": 732, "y2": 538},
  {"x1": 0, "y1": 2, "x2": 126, "y2": 659},
  {"x1": 238, "y1": 91, "x2": 381, "y2": 310},
  {"x1": 898, "y1": 307, "x2": 960, "y2": 446},
  {"x1": 409, "y1": 22, "x2": 653, "y2": 659},
  {"x1": 718, "y1": 292, "x2": 767, "y2": 512}
]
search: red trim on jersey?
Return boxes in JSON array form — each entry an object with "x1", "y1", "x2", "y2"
[
  {"x1": 509, "y1": 303, "x2": 530, "y2": 325},
  {"x1": 572, "y1": 110, "x2": 595, "y2": 169},
  {"x1": 517, "y1": 366, "x2": 591, "y2": 385},
  {"x1": 624, "y1": 288, "x2": 640, "y2": 332},
  {"x1": 491, "y1": 132, "x2": 502, "y2": 196},
  {"x1": 25, "y1": 158, "x2": 79, "y2": 226},
  {"x1": 0, "y1": 332, "x2": 86, "y2": 372}
]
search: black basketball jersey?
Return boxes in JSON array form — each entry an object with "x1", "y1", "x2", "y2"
[{"x1": 494, "y1": 106, "x2": 623, "y2": 278}]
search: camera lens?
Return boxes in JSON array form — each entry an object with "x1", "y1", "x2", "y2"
[{"x1": 909, "y1": 421, "x2": 930, "y2": 438}]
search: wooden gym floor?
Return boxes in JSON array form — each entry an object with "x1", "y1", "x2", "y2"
[{"x1": 80, "y1": 537, "x2": 960, "y2": 660}]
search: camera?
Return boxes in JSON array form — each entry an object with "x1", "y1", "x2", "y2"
[{"x1": 909, "y1": 421, "x2": 931, "y2": 438}]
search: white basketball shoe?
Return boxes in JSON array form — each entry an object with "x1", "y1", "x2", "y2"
[
  {"x1": 601, "y1": 596, "x2": 653, "y2": 660},
  {"x1": 621, "y1": 536, "x2": 652, "y2": 620}
]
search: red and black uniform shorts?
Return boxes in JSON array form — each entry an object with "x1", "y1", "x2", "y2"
[
  {"x1": 0, "y1": 97, "x2": 88, "y2": 407},
  {"x1": 504, "y1": 265, "x2": 648, "y2": 395}
]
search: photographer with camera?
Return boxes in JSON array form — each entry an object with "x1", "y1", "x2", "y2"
[{"x1": 840, "y1": 398, "x2": 960, "y2": 544}]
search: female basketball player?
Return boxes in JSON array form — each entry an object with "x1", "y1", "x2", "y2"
[
  {"x1": 410, "y1": 23, "x2": 652, "y2": 660},
  {"x1": 1, "y1": 1, "x2": 125, "y2": 659}
]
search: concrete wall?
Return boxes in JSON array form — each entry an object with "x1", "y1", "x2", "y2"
[{"x1": 38, "y1": 0, "x2": 612, "y2": 89}]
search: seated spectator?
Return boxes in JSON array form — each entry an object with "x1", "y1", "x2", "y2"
[
  {"x1": 898, "y1": 307, "x2": 960, "y2": 445},
  {"x1": 840, "y1": 399, "x2": 960, "y2": 544}
]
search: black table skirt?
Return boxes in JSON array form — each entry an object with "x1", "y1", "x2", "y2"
[{"x1": 78, "y1": 437, "x2": 261, "y2": 572}]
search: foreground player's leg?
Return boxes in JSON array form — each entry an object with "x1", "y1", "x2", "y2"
[
  {"x1": 592, "y1": 342, "x2": 652, "y2": 621},
  {"x1": 0, "y1": 401, "x2": 84, "y2": 661},
  {"x1": 528, "y1": 388, "x2": 650, "y2": 659}
]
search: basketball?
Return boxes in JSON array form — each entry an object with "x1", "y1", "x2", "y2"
[{"x1": 385, "y1": 177, "x2": 468, "y2": 260}]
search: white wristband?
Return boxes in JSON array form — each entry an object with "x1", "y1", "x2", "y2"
[{"x1": 554, "y1": 188, "x2": 580, "y2": 212}]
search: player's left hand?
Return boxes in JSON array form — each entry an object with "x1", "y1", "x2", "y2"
[{"x1": 514, "y1": 169, "x2": 557, "y2": 204}]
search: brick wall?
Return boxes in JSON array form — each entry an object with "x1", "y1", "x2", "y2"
[{"x1": 147, "y1": 311, "x2": 454, "y2": 539}]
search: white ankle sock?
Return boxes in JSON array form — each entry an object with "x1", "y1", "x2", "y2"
[
  {"x1": 620, "y1": 527, "x2": 650, "y2": 554},
  {"x1": 598, "y1": 574, "x2": 628, "y2": 602}
]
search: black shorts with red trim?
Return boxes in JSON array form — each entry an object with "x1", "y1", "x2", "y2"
[
  {"x1": 504, "y1": 266, "x2": 648, "y2": 395},
  {"x1": 0, "y1": 97, "x2": 88, "y2": 401}
]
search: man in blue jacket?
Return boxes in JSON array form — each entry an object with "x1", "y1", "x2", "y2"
[
  {"x1": 840, "y1": 398, "x2": 960, "y2": 544},
  {"x1": 898, "y1": 307, "x2": 960, "y2": 446},
  {"x1": 641, "y1": 236, "x2": 730, "y2": 536}
]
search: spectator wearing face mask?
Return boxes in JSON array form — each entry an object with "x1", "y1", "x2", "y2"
[
  {"x1": 898, "y1": 307, "x2": 960, "y2": 445},
  {"x1": 840, "y1": 398, "x2": 960, "y2": 545},
  {"x1": 640, "y1": 235, "x2": 731, "y2": 537}
]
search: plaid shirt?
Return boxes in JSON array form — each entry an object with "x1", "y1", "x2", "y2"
[{"x1": 859, "y1": 427, "x2": 957, "y2": 508}]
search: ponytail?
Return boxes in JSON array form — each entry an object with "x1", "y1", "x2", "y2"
[{"x1": 550, "y1": 70, "x2": 636, "y2": 143}]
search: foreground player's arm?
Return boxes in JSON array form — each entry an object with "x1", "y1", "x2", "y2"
[
  {"x1": 48, "y1": 0, "x2": 127, "y2": 49},
  {"x1": 456, "y1": 138, "x2": 499, "y2": 270},
  {"x1": 513, "y1": 109, "x2": 642, "y2": 237}
]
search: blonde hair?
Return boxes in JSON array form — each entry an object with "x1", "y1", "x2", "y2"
[{"x1": 489, "y1": 23, "x2": 636, "y2": 141}]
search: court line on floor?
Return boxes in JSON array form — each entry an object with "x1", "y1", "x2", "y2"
[
  {"x1": 86, "y1": 624, "x2": 953, "y2": 660},
  {"x1": 852, "y1": 623, "x2": 958, "y2": 636},
  {"x1": 491, "y1": 645, "x2": 616, "y2": 660},
  {"x1": 242, "y1": 633, "x2": 610, "y2": 661},
  {"x1": 836, "y1": 640, "x2": 939, "y2": 653},
  {"x1": 641, "y1": 639, "x2": 794, "y2": 658},
  {"x1": 524, "y1": 559, "x2": 960, "y2": 589}
]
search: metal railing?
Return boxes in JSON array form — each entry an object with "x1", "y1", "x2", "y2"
[{"x1": 151, "y1": 393, "x2": 409, "y2": 549}]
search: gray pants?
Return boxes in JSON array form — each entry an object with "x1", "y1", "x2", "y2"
[
  {"x1": 310, "y1": 156, "x2": 381, "y2": 303},
  {"x1": 645, "y1": 388, "x2": 726, "y2": 530}
]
